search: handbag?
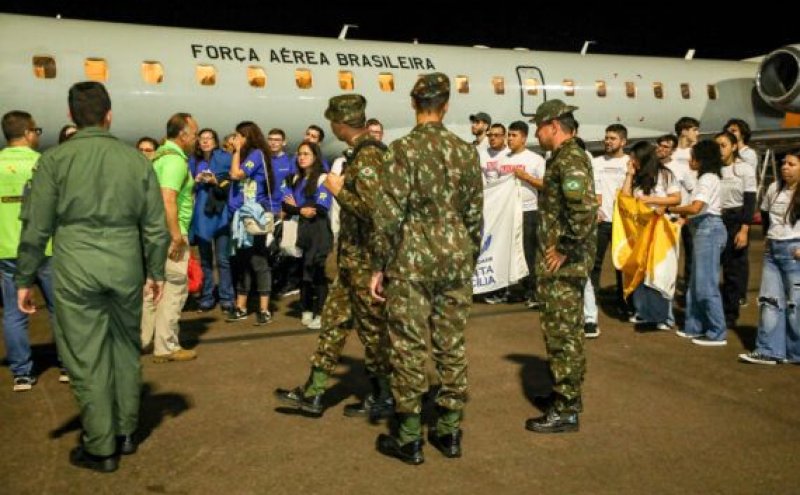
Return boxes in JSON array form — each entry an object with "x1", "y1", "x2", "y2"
[
  {"x1": 280, "y1": 216, "x2": 303, "y2": 258},
  {"x1": 187, "y1": 251, "x2": 203, "y2": 294}
]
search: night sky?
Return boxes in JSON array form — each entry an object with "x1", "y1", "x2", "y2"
[{"x1": 3, "y1": 2, "x2": 795, "y2": 61}]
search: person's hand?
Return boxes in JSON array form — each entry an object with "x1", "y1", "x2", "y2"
[
  {"x1": 654, "y1": 206, "x2": 666, "y2": 216},
  {"x1": 144, "y1": 278, "x2": 166, "y2": 305},
  {"x1": 545, "y1": 246, "x2": 567, "y2": 273},
  {"x1": 233, "y1": 134, "x2": 245, "y2": 152},
  {"x1": 300, "y1": 206, "x2": 317, "y2": 218},
  {"x1": 513, "y1": 168, "x2": 526, "y2": 179},
  {"x1": 324, "y1": 173, "x2": 344, "y2": 196},
  {"x1": 734, "y1": 229, "x2": 749, "y2": 249},
  {"x1": 626, "y1": 161, "x2": 636, "y2": 175},
  {"x1": 794, "y1": 248, "x2": 800, "y2": 260},
  {"x1": 370, "y1": 272, "x2": 386, "y2": 302},
  {"x1": 284, "y1": 195, "x2": 296, "y2": 207},
  {"x1": 168, "y1": 237, "x2": 186, "y2": 262},
  {"x1": 17, "y1": 287, "x2": 36, "y2": 314}
]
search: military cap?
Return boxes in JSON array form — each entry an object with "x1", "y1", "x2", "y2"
[
  {"x1": 469, "y1": 112, "x2": 492, "y2": 125},
  {"x1": 530, "y1": 99, "x2": 578, "y2": 125},
  {"x1": 410, "y1": 72, "x2": 450, "y2": 99},
  {"x1": 324, "y1": 94, "x2": 367, "y2": 127}
]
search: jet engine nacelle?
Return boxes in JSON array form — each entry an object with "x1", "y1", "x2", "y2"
[{"x1": 757, "y1": 44, "x2": 800, "y2": 113}]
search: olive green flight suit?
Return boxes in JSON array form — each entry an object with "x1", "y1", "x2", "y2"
[{"x1": 16, "y1": 127, "x2": 169, "y2": 456}]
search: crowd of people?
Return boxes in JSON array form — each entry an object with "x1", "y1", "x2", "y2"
[{"x1": 2, "y1": 74, "x2": 800, "y2": 472}]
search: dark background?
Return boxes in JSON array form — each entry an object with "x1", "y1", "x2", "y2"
[{"x1": 3, "y1": 2, "x2": 796, "y2": 60}]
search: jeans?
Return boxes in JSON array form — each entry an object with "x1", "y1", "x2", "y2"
[
  {"x1": 632, "y1": 284, "x2": 675, "y2": 326},
  {"x1": 1, "y1": 258, "x2": 56, "y2": 376},
  {"x1": 196, "y1": 233, "x2": 234, "y2": 308},
  {"x1": 754, "y1": 239, "x2": 800, "y2": 361},
  {"x1": 684, "y1": 215, "x2": 727, "y2": 340}
]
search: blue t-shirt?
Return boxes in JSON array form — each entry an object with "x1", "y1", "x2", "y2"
[
  {"x1": 229, "y1": 149, "x2": 277, "y2": 213},
  {"x1": 281, "y1": 174, "x2": 333, "y2": 212}
]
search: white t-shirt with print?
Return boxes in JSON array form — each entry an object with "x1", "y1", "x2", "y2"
[
  {"x1": 593, "y1": 154, "x2": 629, "y2": 222},
  {"x1": 634, "y1": 169, "x2": 680, "y2": 210},
  {"x1": 761, "y1": 182, "x2": 800, "y2": 240},
  {"x1": 691, "y1": 172, "x2": 722, "y2": 216},
  {"x1": 479, "y1": 146, "x2": 509, "y2": 183},
  {"x1": 499, "y1": 149, "x2": 545, "y2": 211}
]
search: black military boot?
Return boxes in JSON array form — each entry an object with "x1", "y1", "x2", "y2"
[
  {"x1": 376, "y1": 434, "x2": 424, "y2": 465},
  {"x1": 274, "y1": 386, "x2": 324, "y2": 416},
  {"x1": 343, "y1": 376, "x2": 394, "y2": 420},
  {"x1": 116, "y1": 433, "x2": 137, "y2": 455},
  {"x1": 69, "y1": 446, "x2": 119, "y2": 473},
  {"x1": 533, "y1": 392, "x2": 583, "y2": 413},
  {"x1": 428, "y1": 428, "x2": 462, "y2": 458},
  {"x1": 525, "y1": 408, "x2": 580, "y2": 433}
]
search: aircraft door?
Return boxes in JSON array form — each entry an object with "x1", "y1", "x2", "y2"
[{"x1": 516, "y1": 66, "x2": 546, "y2": 117}]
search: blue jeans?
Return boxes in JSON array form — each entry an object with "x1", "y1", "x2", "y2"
[
  {"x1": 754, "y1": 239, "x2": 800, "y2": 361},
  {"x1": 632, "y1": 285, "x2": 674, "y2": 326},
  {"x1": 684, "y1": 215, "x2": 727, "y2": 340},
  {"x1": 196, "y1": 233, "x2": 234, "y2": 308},
  {"x1": 1, "y1": 258, "x2": 56, "y2": 376}
]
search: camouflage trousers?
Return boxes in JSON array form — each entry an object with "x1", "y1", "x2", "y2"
[
  {"x1": 309, "y1": 267, "x2": 391, "y2": 376},
  {"x1": 538, "y1": 276, "x2": 586, "y2": 413},
  {"x1": 385, "y1": 278, "x2": 472, "y2": 415}
]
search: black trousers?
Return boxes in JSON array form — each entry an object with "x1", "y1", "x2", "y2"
[
  {"x1": 590, "y1": 222, "x2": 625, "y2": 307},
  {"x1": 721, "y1": 208, "x2": 749, "y2": 323},
  {"x1": 233, "y1": 236, "x2": 272, "y2": 295}
]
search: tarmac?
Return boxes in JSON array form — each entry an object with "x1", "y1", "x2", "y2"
[{"x1": 1, "y1": 232, "x2": 799, "y2": 494}]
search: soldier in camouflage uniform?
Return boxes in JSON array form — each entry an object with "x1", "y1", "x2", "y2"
[
  {"x1": 525, "y1": 100, "x2": 597, "y2": 434},
  {"x1": 369, "y1": 73, "x2": 483, "y2": 465},
  {"x1": 274, "y1": 94, "x2": 394, "y2": 419}
]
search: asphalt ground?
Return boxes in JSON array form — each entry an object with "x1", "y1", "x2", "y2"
[{"x1": 1, "y1": 232, "x2": 799, "y2": 494}]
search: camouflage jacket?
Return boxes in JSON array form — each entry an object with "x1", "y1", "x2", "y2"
[
  {"x1": 371, "y1": 122, "x2": 483, "y2": 282},
  {"x1": 334, "y1": 133, "x2": 385, "y2": 271},
  {"x1": 537, "y1": 137, "x2": 598, "y2": 279}
]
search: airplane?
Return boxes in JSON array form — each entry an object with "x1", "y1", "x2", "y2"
[{"x1": 1, "y1": 13, "x2": 799, "y2": 156}]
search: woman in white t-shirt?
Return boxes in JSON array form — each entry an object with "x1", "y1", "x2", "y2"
[
  {"x1": 739, "y1": 150, "x2": 800, "y2": 365},
  {"x1": 662, "y1": 141, "x2": 728, "y2": 346},
  {"x1": 716, "y1": 131, "x2": 757, "y2": 326},
  {"x1": 622, "y1": 142, "x2": 680, "y2": 330}
]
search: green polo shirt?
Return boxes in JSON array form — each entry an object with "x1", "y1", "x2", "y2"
[
  {"x1": 152, "y1": 140, "x2": 193, "y2": 235},
  {"x1": 0, "y1": 146, "x2": 51, "y2": 258}
]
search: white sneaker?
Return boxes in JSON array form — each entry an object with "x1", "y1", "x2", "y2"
[
  {"x1": 656, "y1": 323, "x2": 673, "y2": 331},
  {"x1": 691, "y1": 336, "x2": 727, "y2": 347},
  {"x1": 301, "y1": 311, "x2": 313, "y2": 326},
  {"x1": 675, "y1": 330, "x2": 696, "y2": 339},
  {"x1": 628, "y1": 315, "x2": 648, "y2": 324},
  {"x1": 308, "y1": 316, "x2": 322, "y2": 330},
  {"x1": 738, "y1": 351, "x2": 779, "y2": 365}
]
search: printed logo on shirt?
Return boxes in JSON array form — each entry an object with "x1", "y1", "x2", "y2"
[{"x1": 244, "y1": 160, "x2": 254, "y2": 170}]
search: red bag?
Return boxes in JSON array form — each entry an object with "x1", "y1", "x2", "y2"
[{"x1": 187, "y1": 252, "x2": 203, "y2": 294}]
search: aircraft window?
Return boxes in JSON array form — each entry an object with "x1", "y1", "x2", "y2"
[
  {"x1": 32, "y1": 56, "x2": 56, "y2": 79},
  {"x1": 141, "y1": 61, "x2": 164, "y2": 84},
  {"x1": 595, "y1": 80, "x2": 607, "y2": 97},
  {"x1": 378, "y1": 73, "x2": 395, "y2": 92},
  {"x1": 707, "y1": 84, "x2": 718, "y2": 100},
  {"x1": 525, "y1": 78, "x2": 539, "y2": 96},
  {"x1": 339, "y1": 71, "x2": 355, "y2": 91},
  {"x1": 455, "y1": 76, "x2": 469, "y2": 94},
  {"x1": 196, "y1": 65, "x2": 217, "y2": 86},
  {"x1": 295, "y1": 69, "x2": 312, "y2": 89},
  {"x1": 247, "y1": 66, "x2": 267, "y2": 88},
  {"x1": 680, "y1": 83, "x2": 691, "y2": 99},
  {"x1": 85, "y1": 58, "x2": 108, "y2": 82},
  {"x1": 625, "y1": 82, "x2": 636, "y2": 98},
  {"x1": 492, "y1": 77, "x2": 505, "y2": 95},
  {"x1": 652, "y1": 82, "x2": 664, "y2": 99},
  {"x1": 563, "y1": 79, "x2": 575, "y2": 97}
]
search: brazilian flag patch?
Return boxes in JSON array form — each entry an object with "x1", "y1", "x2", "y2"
[{"x1": 564, "y1": 178, "x2": 582, "y2": 191}]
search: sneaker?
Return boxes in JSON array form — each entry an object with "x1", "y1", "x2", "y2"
[
  {"x1": 282, "y1": 288, "x2": 300, "y2": 298},
  {"x1": 153, "y1": 348, "x2": 197, "y2": 363},
  {"x1": 525, "y1": 298, "x2": 542, "y2": 309},
  {"x1": 584, "y1": 322, "x2": 601, "y2": 339},
  {"x1": 691, "y1": 336, "x2": 727, "y2": 347},
  {"x1": 485, "y1": 293, "x2": 508, "y2": 305},
  {"x1": 656, "y1": 322, "x2": 673, "y2": 331},
  {"x1": 59, "y1": 369, "x2": 70, "y2": 383},
  {"x1": 13, "y1": 375, "x2": 37, "y2": 392},
  {"x1": 739, "y1": 298, "x2": 749, "y2": 308},
  {"x1": 738, "y1": 351, "x2": 779, "y2": 365},
  {"x1": 225, "y1": 307, "x2": 247, "y2": 322},
  {"x1": 196, "y1": 303, "x2": 215, "y2": 313},
  {"x1": 301, "y1": 311, "x2": 314, "y2": 326},
  {"x1": 675, "y1": 330, "x2": 697, "y2": 339},
  {"x1": 255, "y1": 310, "x2": 272, "y2": 326},
  {"x1": 307, "y1": 316, "x2": 322, "y2": 330},
  {"x1": 628, "y1": 315, "x2": 648, "y2": 324}
]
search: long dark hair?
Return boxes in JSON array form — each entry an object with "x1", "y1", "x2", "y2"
[
  {"x1": 714, "y1": 130, "x2": 740, "y2": 164},
  {"x1": 292, "y1": 141, "x2": 325, "y2": 199},
  {"x1": 630, "y1": 141, "x2": 672, "y2": 195},
  {"x1": 778, "y1": 149, "x2": 800, "y2": 224},
  {"x1": 235, "y1": 121, "x2": 274, "y2": 190},
  {"x1": 691, "y1": 140, "x2": 723, "y2": 179}
]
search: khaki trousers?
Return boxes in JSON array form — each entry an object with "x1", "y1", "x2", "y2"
[{"x1": 141, "y1": 242, "x2": 189, "y2": 356}]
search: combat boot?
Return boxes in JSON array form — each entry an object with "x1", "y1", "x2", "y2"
[
  {"x1": 525, "y1": 408, "x2": 580, "y2": 433},
  {"x1": 343, "y1": 375, "x2": 395, "y2": 420},
  {"x1": 376, "y1": 434, "x2": 424, "y2": 465},
  {"x1": 428, "y1": 428, "x2": 462, "y2": 458},
  {"x1": 274, "y1": 368, "x2": 327, "y2": 417}
]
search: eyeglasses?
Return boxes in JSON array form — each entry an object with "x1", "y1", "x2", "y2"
[{"x1": 28, "y1": 127, "x2": 43, "y2": 136}]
